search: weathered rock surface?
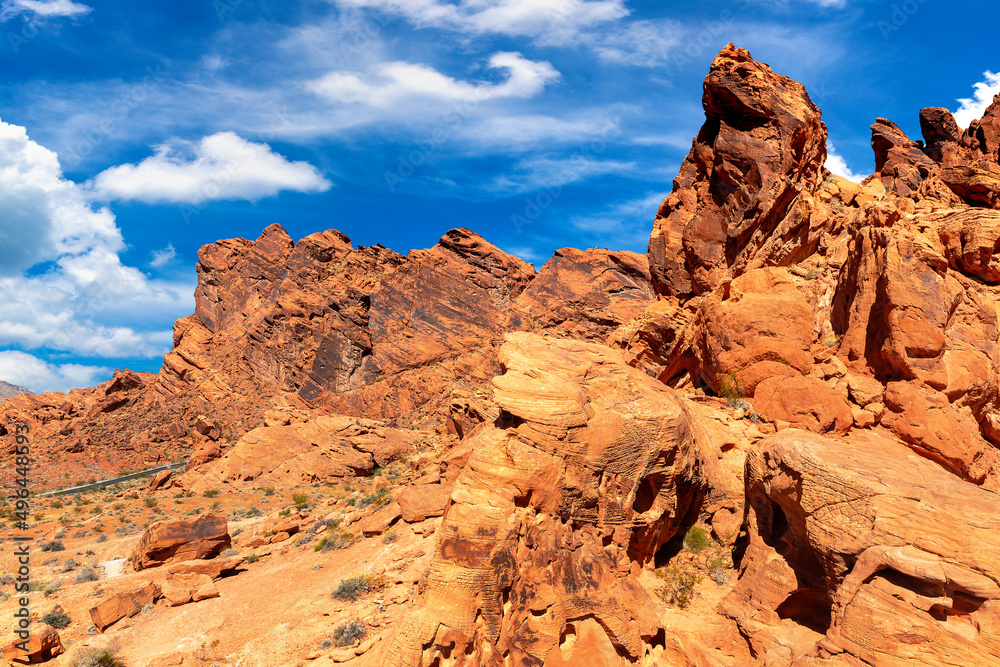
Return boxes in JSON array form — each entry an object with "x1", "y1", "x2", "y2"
[
  {"x1": 1, "y1": 624, "x2": 63, "y2": 662},
  {"x1": 647, "y1": 43, "x2": 832, "y2": 297},
  {"x1": 725, "y1": 429, "x2": 1000, "y2": 665},
  {"x1": 182, "y1": 416, "x2": 415, "y2": 490},
  {"x1": 363, "y1": 332, "x2": 710, "y2": 667},
  {"x1": 130, "y1": 514, "x2": 230, "y2": 570},
  {"x1": 395, "y1": 484, "x2": 450, "y2": 523},
  {"x1": 89, "y1": 583, "x2": 162, "y2": 632}
]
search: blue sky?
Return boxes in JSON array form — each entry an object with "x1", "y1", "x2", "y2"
[{"x1": 0, "y1": 0, "x2": 996, "y2": 392}]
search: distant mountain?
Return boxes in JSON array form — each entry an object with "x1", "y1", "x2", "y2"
[{"x1": 0, "y1": 380, "x2": 31, "y2": 401}]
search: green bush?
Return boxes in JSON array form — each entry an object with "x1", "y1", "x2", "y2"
[
  {"x1": 357, "y1": 487, "x2": 391, "y2": 510},
  {"x1": 143, "y1": 497, "x2": 157, "y2": 508},
  {"x1": 332, "y1": 619, "x2": 367, "y2": 647},
  {"x1": 73, "y1": 646, "x2": 125, "y2": 667},
  {"x1": 718, "y1": 373, "x2": 743, "y2": 406},
  {"x1": 203, "y1": 489, "x2": 220, "y2": 498},
  {"x1": 42, "y1": 611, "x2": 71, "y2": 628},
  {"x1": 655, "y1": 564, "x2": 702, "y2": 608},
  {"x1": 246, "y1": 554, "x2": 259, "y2": 564},
  {"x1": 682, "y1": 525, "x2": 711, "y2": 554},
  {"x1": 332, "y1": 575, "x2": 369, "y2": 602},
  {"x1": 292, "y1": 493, "x2": 309, "y2": 508}
]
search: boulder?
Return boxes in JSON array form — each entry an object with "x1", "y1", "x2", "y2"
[
  {"x1": 89, "y1": 582, "x2": 162, "y2": 631},
  {"x1": 357, "y1": 501, "x2": 402, "y2": 537},
  {"x1": 148, "y1": 469, "x2": 172, "y2": 491},
  {"x1": 131, "y1": 513, "x2": 230, "y2": 571},
  {"x1": 165, "y1": 555, "x2": 245, "y2": 580},
  {"x1": 162, "y1": 572, "x2": 219, "y2": 606},
  {"x1": 395, "y1": 485, "x2": 450, "y2": 524},
  {"x1": 754, "y1": 375, "x2": 853, "y2": 435},
  {"x1": 725, "y1": 429, "x2": 1000, "y2": 666},
  {"x1": 693, "y1": 268, "x2": 814, "y2": 396},
  {"x1": 1, "y1": 624, "x2": 63, "y2": 663}
]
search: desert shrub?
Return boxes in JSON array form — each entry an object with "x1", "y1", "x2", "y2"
[
  {"x1": 96, "y1": 534, "x2": 108, "y2": 543},
  {"x1": 323, "y1": 532, "x2": 355, "y2": 552},
  {"x1": 143, "y1": 498, "x2": 157, "y2": 508},
  {"x1": 203, "y1": 489, "x2": 219, "y2": 498},
  {"x1": 264, "y1": 488, "x2": 275, "y2": 496},
  {"x1": 244, "y1": 507, "x2": 262, "y2": 518},
  {"x1": 210, "y1": 501, "x2": 222, "y2": 510},
  {"x1": 246, "y1": 554, "x2": 259, "y2": 564},
  {"x1": 74, "y1": 647, "x2": 125, "y2": 667},
  {"x1": 220, "y1": 548, "x2": 238, "y2": 558},
  {"x1": 292, "y1": 493, "x2": 309, "y2": 509},
  {"x1": 682, "y1": 525, "x2": 711, "y2": 554},
  {"x1": 54, "y1": 529, "x2": 66, "y2": 539},
  {"x1": 41, "y1": 539, "x2": 65, "y2": 552},
  {"x1": 51, "y1": 500, "x2": 64, "y2": 509},
  {"x1": 332, "y1": 619, "x2": 366, "y2": 647},
  {"x1": 313, "y1": 538, "x2": 328, "y2": 552},
  {"x1": 357, "y1": 487, "x2": 391, "y2": 510},
  {"x1": 75, "y1": 566, "x2": 100, "y2": 583},
  {"x1": 62, "y1": 559, "x2": 78, "y2": 572},
  {"x1": 278, "y1": 508, "x2": 291, "y2": 517},
  {"x1": 382, "y1": 530, "x2": 398, "y2": 545},
  {"x1": 655, "y1": 564, "x2": 701, "y2": 608},
  {"x1": 42, "y1": 611, "x2": 71, "y2": 628},
  {"x1": 332, "y1": 575, "x2": 369, "y2": 601},
  {"x1": 73, "y1": 530, "x2": 91, "y2": 538},
  {"x1": 312, "y1": 518, "x2": 337, "y2": 533},
  {"x1": 43, "y1": 580, "x2": 63, "y2": 596},
  {"x1": 707, "y1": 555, "x2": 729, "y2": 586}
]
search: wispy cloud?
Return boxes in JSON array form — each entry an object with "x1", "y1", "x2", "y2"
[
  {"x1": 0, "y1": 0, "x2": 91, "y2": 20},
  {"x1": 332, "y1": 0, "x2": 628, "y2": 42},
  {"x1": 569, "y1": 191, "x2": 664, "y2": 251},
  {"x1": 88, "y1": 132, "x2": 331, "y2": 205},
  {"x1": 149, "y1": 243, "x2": 176, "y2": 268},
  {"x1": 487, "y1": 156, "x2": 635, "y2": 194},
  {"x1": 309, "y1": 52, "x2": 559, "y2": 107},
  {"x1": 954, "y1": 71, "x2": 1000, "y2": 129}
]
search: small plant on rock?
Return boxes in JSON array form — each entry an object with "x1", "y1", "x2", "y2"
[{"x1": 332, "y1": 619, "x2": 367, "y2": 647}]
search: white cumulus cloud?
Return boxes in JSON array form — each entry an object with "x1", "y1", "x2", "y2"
[
  {"x1": 954, "y1": 71, "x2": 1000, "y2": 130},
  {"x1": 0, "y1": 351, "x2": 109, "y2": 394},
  {"x1": 825, "y1": 143, "x2": 866, "y2": 183},
  {"x1": 0, "y1": 117, "x2": 192, "y2": 385},
  {"x1": 309, "y1": 52, "x2": 559, "y2": 108},
  {"x1": 88, "y1": 132, "x2": 332, "y2": 205}
]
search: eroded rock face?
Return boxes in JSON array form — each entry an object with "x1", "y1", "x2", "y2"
[
  {"x1": 648, "y1": 43, "x2": 831, "y2": 297},
  {"x1": 1, "y1": 624, "x2": 63, "y2": 662},
  {"x1": 182, "y1": 416, "x2": 416, "y2": 490},
  {"x1": 726, "y1": 429, "x2": 1000, "y2": 665},
  {"x1": 366, "y1": 332, "x2": 709, "y2": 667},
  {"x1": 89, "y1": 583, "x2": 162, "y2": 631},
  {"x1": 131, "y1": 514, "x2": 230, "y2": 571}
]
